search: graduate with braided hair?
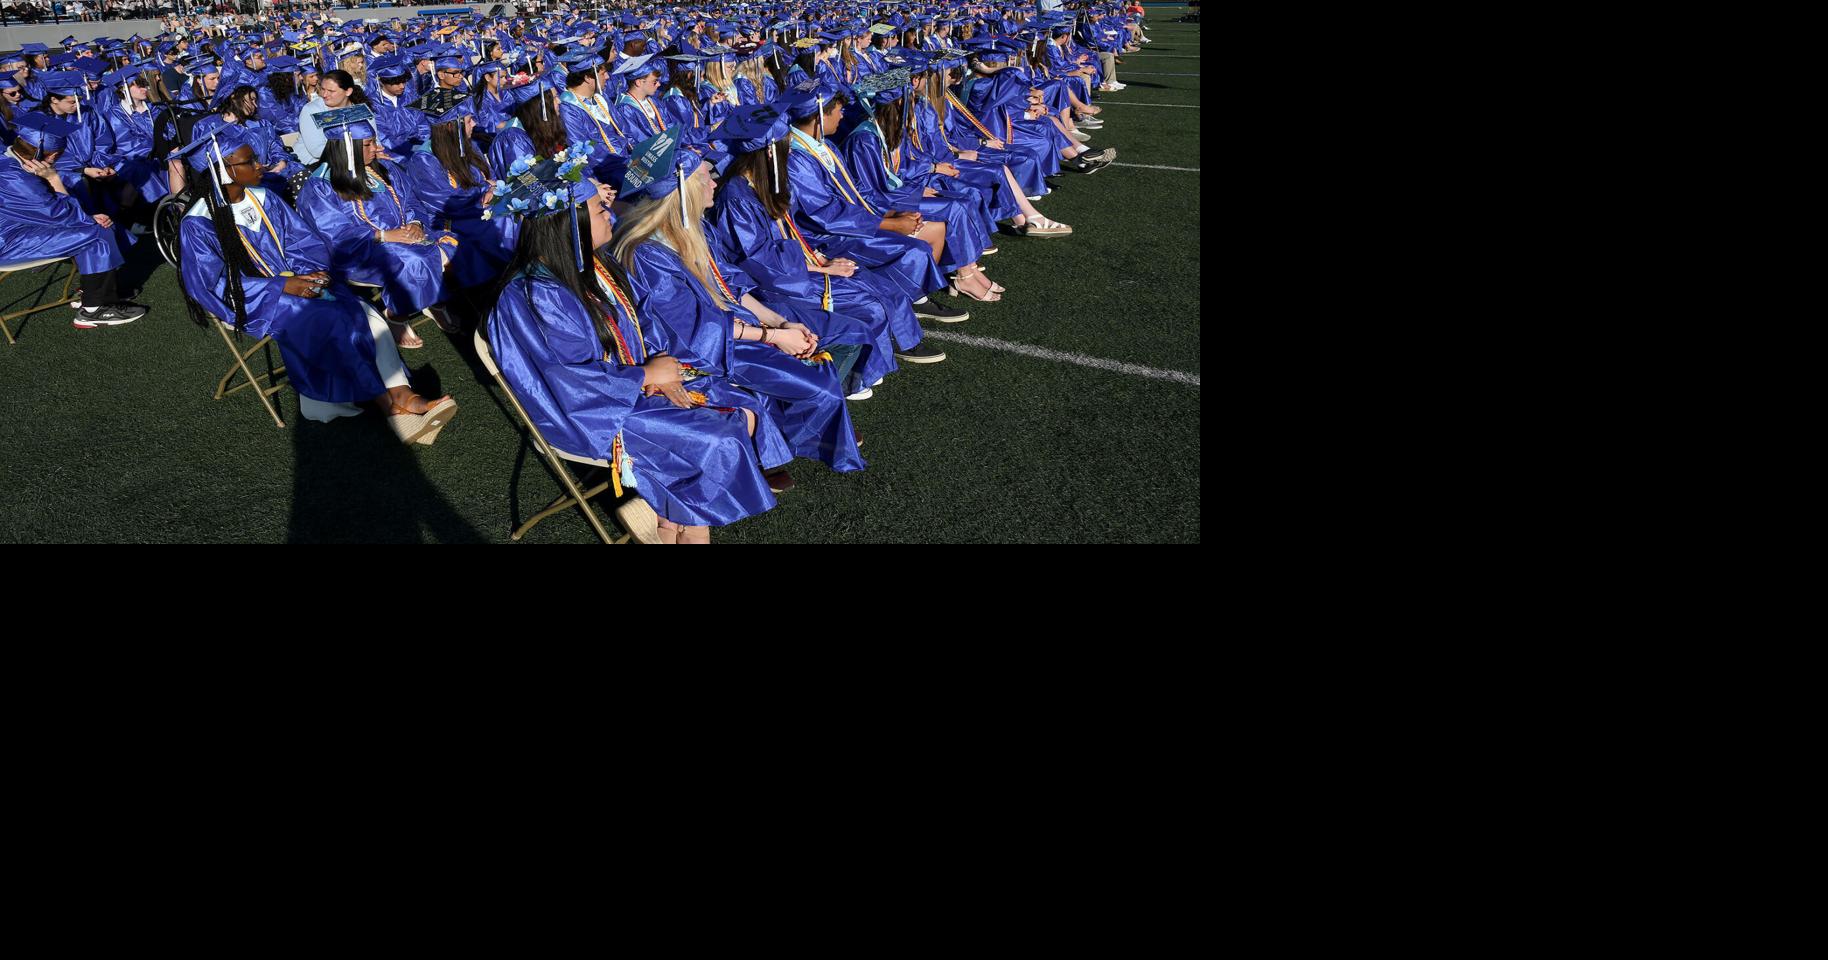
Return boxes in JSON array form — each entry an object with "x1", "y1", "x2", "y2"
[{"x1": 174, "y1": 127, "x2": 457, "y2": 443}]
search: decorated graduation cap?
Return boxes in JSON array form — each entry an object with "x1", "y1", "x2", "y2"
[
  {"x1": 8, "y1": 112, "x2": 69, "y2": 153},
  {"x1": 784, "y1": 78, "x2": 843, "y2": 138},
  {"x1": 620, "y1": 128, "x2": 702, "y2": 228},
  {"x1": 314, "y1": 103, "x2": 378, "y2": 169},
  {"x1": 484, "y1": 147, "x2": 599, "y2": 270},
  {"x1": 851, "y1": 67, "x2": 913, "y2": 110}
]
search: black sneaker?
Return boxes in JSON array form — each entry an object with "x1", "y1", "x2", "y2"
[
  {"x1": 913, "y1": 299, "x2": 969, "y2": 323},
  {"x1": 894, "y1": 341, "x2": 948, "y2": 364},
  {"x1": 72, "y1": 303, "x2": 148, "y2": 329}
]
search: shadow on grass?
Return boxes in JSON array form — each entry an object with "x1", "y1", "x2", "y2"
[{"x1": 285, "y1": 360, "x2": 488, "y2": 543}]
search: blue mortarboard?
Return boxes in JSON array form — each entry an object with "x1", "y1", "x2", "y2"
[
  {"x1": 314, "y1": 104, "x2": 378, "y2": 167},
  {"x1": 268, "y1": 55, "x2": 299, "y2": 71},
  {"x1": 19, "y1": 43, "x2": 50, "y2": 56},
  {"x1": 620, "y1": 128, "x2": 696, "y2": 207},
  {"x1": 562, "y1": 52, "x2": 607, "y2": 74},
  {"x1": 434, "y1": 54, "x2": 469, "y2": 71},
  {"x1": 102, "y1": 65, "x2": 148, "y2": 88},
  {"x1": 0, "y1": 77, "x2": 19, "y2": 91},
  {"x1": 8, "y1": 112, "x2": 69, "y2": 152},
  {"x1": 175, "y1": 123, "x2": 257, "y2": 183},
  {"x1": 610, "y1": 53, "x2": 658, "y2": 77},
  {"x1": 851, "y1": 67, "x2": 912, "y2": 109},
  {"x1": 410, "y1": 87, "x2": 472, "y2": 126},
  {"x1": 717, "y1": 102, "x2": 792, "y2": 154},
  {"x1": 373, "y1": 56, "x2": 411, "y2": 80},
  {"x1": 40, "y1": 71, "x2": 91, "y2": 97}
]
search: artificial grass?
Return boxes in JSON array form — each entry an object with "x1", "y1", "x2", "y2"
[{"x1": 0, "y1": 14, "x2": 1201, "y2": 544}]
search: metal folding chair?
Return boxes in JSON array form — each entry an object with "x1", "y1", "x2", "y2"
[
  {"x1": 474, "y1": 328, "x2": 656, "y2": 544},
  {"x1": 0, "y1": 257, "x2": 80, "y2": 346},
  {"x1": 212, "y1": 317, "x2": 288, "y2": 429}
]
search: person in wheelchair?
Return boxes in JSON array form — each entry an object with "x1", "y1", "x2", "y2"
[
  {"x1": 2, "y1": 112, "x2": 147, "y2": 327},
  {"x1": 174, "y1": 127, "x2": 458, "y2": 444}
]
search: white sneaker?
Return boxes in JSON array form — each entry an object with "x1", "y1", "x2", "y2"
[
  {"x1": 872, "y1": 378, "x2": 884, "y2": 387},
  {"x1": 1109, "y1": 82, "x2": 1127, "y2": 90},
  {"x1": 1026, "y1": 195, "x2": 1044, "y2": 201},
  {"x1": 1070, "y1": 130, "x2": 1092, "y2": 143},
  {"x1": 846, "y1": 388, "x2": 874, "y2": 401}
]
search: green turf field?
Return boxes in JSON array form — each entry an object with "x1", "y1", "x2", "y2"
[{"x1": 0, "y1": 13, "x2": 1201, "y2": 544}]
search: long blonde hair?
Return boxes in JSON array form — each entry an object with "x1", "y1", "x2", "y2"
[
  {"x1": 704, "y1": 60, "x2": 736, "y2": 93},
  {"x1": 612, "y1": 176, "x2": 728, "y2": 311},
  {"x1": 339, "y1": 54, "x2": 367, "y2": 86}
]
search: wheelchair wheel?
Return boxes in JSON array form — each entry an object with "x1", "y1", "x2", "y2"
[{"x1": 153, "y1": 194, "x2": 188, "y2": 267}]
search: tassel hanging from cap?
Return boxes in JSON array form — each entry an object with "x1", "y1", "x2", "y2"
[
  {"x1": 344, "y1": 125, "x2": 355, "y2": 170},
  {"x1": 768, "y1": 140, "x2": 778, "y2": 195},
  {"x1": 678, "y1": 171, "x2": 689, "y2": 229},
  {"x1": 570, "y1": 195, "x2": 586, "y2": 273}
]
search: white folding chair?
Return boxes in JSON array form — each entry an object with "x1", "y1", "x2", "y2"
[
  {"x1": 474, "y1": 328, "x2": 657, "y2": 544},
  {"x1": 0, "y1": 257, "x2": 81, "y2": 346}
]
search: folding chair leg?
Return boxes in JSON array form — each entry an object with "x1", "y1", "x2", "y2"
[
  {"x1": 215, "y1": 325, "x2": 286, "y2": 429},
  {"x1": 0, "y1": 260, "x2": 79, "y2": 346},
  {"x1": 512, "y1": 461, "x2": 626, "y2": 544}
]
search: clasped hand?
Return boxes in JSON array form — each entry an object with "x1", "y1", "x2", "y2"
[{"x1": 283, "y1": 272, "x2": 331, "y2": 298}]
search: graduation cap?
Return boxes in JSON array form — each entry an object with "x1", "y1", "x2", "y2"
[
  {"x1": 314, "y1": 104, "x2": 378, "y2": 168},
  {"x1": 372, "y1": 55, "x2": 411, "y2": 82},
  {"x1": 620, "y1": 128, "x2": 701, "y2": 227},
  {"x1": 610, "y1": 52, "x2": 659, "y2": 79},
  {"x1": 8, "y1": 112, "x2": 69, "y2": 153},
  {"x1": 19, "y1": 43, "x2": 51, "y2": 56},
  {"x1": 851, "y1": 67, "x2": 913, "y2": 109},
  {"x1": 175, "y1": 122, "x2": 260, "y2": 197},
  {"x1": 718, "y1": 102, "x2": 793, "y2": 191}
]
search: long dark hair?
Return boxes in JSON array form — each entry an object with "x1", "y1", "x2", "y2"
[
  {"x1": 223, "y1": 84, "x2": 259, "y2": 121},
  {"x1": 266, "y1": 71, "x2": 296, "y2": 105},
  {"x1": 495, "y1": 206, "x2": 634, "y2": 361},
  {"x1": 321, "y1": 135, "x2": 379, "y2": 201},
  {"x1": 179, "y1": 161, "x2": 262, "y2": 335},
  {"x1": 430, "y1": 120, "x2": 489, "y2": 190},
  {"x1": 873, "y1": 96, "x2": 909, "y2": 155},
  {"x1": 514, "y1": 89, "x2": 568, "y2": 157},
  {"x1": 723, "y1": 145, "x2": 792, "y2": 222}
]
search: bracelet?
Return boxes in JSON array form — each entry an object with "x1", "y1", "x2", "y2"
[{"x1": 760, "y1": 328, "x2": 770, "y2": 344}]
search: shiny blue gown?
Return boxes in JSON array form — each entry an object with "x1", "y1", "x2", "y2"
[
  {"x1": 295, "y1": 161, "x2": 456, "y2": 317},
  {"x1": 102, "y1": 100, "x2": 167, "y2": 204},
  {"x1": 842, "y1": 123, "x2": 992, "y2": 272},
  {"x1": 933, "y1": 91, "x2": 1053, "y2": 190},
  {"x1": 624, "y1": 240, "x2": 865, "y2": 473},
  {"x1": 785, "y1": 137, "x2": 945, "y2": 303},
  {"x1": 708, "y1": 175, "x2": 915, "y2": 391},
  {"x1": 0, "y1": 152, "x2": 123, "y2": 272},
  {"x1": 178, "y1": 187, "x2": 387, "y2": 403},
  {"x1": 558, "y1": 93, "x2": 631, "y2": 188},
  {"x1": 402, "y1": 150, "x2": 509, "y2": 287},
  {"x1": 909, "y1": 99, "x2": 1032, "y2": 214},
  {"x1": 370, "y1": 90, "x2": 430, "y2": 155},
  {"x1": 488, "y1": 263, "x2": 778, "y2": 527}
]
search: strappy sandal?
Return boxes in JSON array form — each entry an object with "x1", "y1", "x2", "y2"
[
  {"x1": 389, "y1": 396, "x2": 458, "y2": 445},
  {"x1": 388, "y1": 319, "x2": 425, "y2": 350},
  {"x1": 948, "y1": 266, "x2": 1002, "y2": 303},
  {"x1": 1026, "y1": 217, "x2": 1074, "y2": 237}
]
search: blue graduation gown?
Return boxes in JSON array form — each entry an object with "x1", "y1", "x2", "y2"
[
  {"x1": 842, "y1": 123, "x2": 992, "y2": 272},
  {"x1": 402, "y1": 150, "x2": 509, "y2": 288},
  {"x1": 296, "y1": 161, "x2": 456, "y2": 317},
  {"x1": 624, "y1": 240, "x2": 864, "y2": 473},
  {"x1": 659, "y1": 89, "x2": 709, "y2": 140},
  {"x1": 178, "y1": 187, "x2": 386, "y2": 403},
  {"x1": 915, "y1": 98, "x2": 1047, "y2": 200},
  {"x1": 708, "y1": 175, "x2": 914, "y2": 389},
  {"x1": 785, "y1": 136, "x2": 944, "y2": 302},
  {"x1": 474, "y1": 89, "x2": 515, "y2": 139},
  {"x1": 558, "y1": 92, "x2": 631, "y2": 188},
  {"x1": 489, "y1": 264, "x2": 779, "y2": 527},
  {"x1": 370, "y1": 90, "x2": 430, "y2": 156},
  {"x1": 50, "y1": 110, "x2": 119, "y2": 203},
  {"x1": 258, "y1": 89, "x2": 308, "y2": 136},
  {"x1": 612, "y1": 93, "x2": 671, "y2": 142},
  {"x1": 103, "y1": 100, "x2": 168, "y2": 204},
  {"x1": 0, "y1": 151, "x2": 123, "y2": 272}
]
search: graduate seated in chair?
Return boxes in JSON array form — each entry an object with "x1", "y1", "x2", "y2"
[
  {"x1": 175, "y1": 128, "x2": 458, "y2": 444},
  {"x1": 0, "y1": 112, "x2": 146, "y2": 328},
  {"x1": 296, "y1": 106, "x2": 461, "y2": 350},
  {"x1": 614, "y1": 129, "x2": 866, "y2": 485},
  {"x1": 485, "y1": 151, "x2": 778, "y2": 544}
]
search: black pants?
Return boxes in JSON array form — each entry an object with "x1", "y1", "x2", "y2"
[{"x1": 79, "y1": 271, "x2": 119, "y2": 309}]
